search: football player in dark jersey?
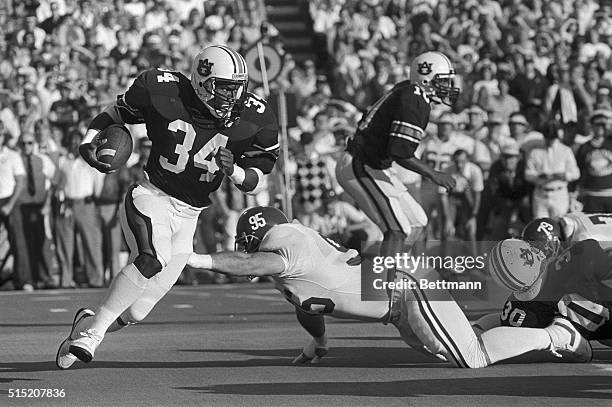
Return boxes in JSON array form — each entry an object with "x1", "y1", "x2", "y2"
[
  {"x1": 481, "y1": 237, "x2": 612, "y2": 361},
  {"x1": 56, "y1": 45, "x2": 279, "y2": 369},
  {"x1": 335, "y1": 51, "x2": 459, "y2": 307}
]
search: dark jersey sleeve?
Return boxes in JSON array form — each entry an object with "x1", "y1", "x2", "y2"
[
  {"x1": 236, "y1": 94, "x2": 280, "y2": 174},
  {"x1": 115, "y1": 69, "x2": 160, "y2": 124},
  {"x1": 500, "y1": 296, "x2": 555, "y2": 328},
  {"x1": 387, "y1": 85, "x2": 431, "y2": 160}
]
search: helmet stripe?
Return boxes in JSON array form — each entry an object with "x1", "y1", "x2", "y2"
[
  {"x1": 212, "y1": 45, "x2": 237, "y2": 75},
  {"x1": 495, "y1": 243, "x2": 528, "y2": 289},
  {"x1": 230, "y1": 47, "x2": 246, "y2": 74},
  {"x1": 491, "y1": 243, "x2": 524, "y2": 291},
  {"x1": 490, "y1": 245, "x2": 516, "y2": 290}
]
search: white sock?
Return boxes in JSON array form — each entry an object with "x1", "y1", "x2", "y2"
[
  {"x1": 480, "y1": 326, "x2": 551, "y2": 364},
  {"x1": 89, "y1": 263, "x2": 149, "y2": 335}
]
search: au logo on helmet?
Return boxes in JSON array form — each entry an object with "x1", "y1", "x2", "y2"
[
  {"x1": 417, "y1": 61, "x2": 433, "y2": 75},
  {"x1": 197, "y1": 59, "x2": 214, "y2": 77},
  {"x1": 519, "y1": 247, "x2": 534, "y2": 266}
]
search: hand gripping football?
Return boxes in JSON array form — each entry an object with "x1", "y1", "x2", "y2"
[{"x1": 95, "y1": 124, "x2": 133, "y2": 171}]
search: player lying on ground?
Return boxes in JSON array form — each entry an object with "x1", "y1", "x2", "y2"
[
  {"x1": 474, "y1": 219, "x2": 612, "y2": 350},
  {"x1": 187, "y1": 206, "x2": 592, "y2": 367},
  {"x1": 522, "y1": 212, "x2": 612, "y2": 257},
  {"x1": 56, "y1": 45, "x2": 280, "y2": 370}
]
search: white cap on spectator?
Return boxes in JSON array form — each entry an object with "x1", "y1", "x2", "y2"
[
  {"x1": 590, "y1": 109, "x2": 612, "y2": 122},
  {"x1": 509, "y1": 113, "x2": 528, "y2": 126},
  {"x1": 501, "y1": 140, "x2": 520, "y2": 156}
]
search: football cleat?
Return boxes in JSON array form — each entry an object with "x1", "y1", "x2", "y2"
[
  {"x1": 544, "y1": 317, "x2": 592, "y2": 362},
  {"x1": 56, "y1": 308, "x2": 95, "y2": 370},
  {"x1": 69, "y1": 328, "x2": 104, "y2": 363}
]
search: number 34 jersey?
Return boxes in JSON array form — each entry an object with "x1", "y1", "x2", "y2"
[
  {"x1": 117, "y1": 68, "x2": 279, "y2": 207},
  {"x1": 259, "y1": 221, "x2": 389, "y2": 321}
]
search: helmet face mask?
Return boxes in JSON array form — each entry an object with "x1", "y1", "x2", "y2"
[
  {"x1": 235, "y1": 232, "x2": 261, "y2": 253},
  {"x1": 201, "y1": 77, "x2": 247, "y2": 119},
  {"x1": 431, "y1": 74, "x2": 460, "y2": 105}
]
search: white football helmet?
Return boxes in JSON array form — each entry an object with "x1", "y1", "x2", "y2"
[
  {"x1": 410, "y1": 51, "x2": 460, "y2": 106},
  {"x1": 190, "y1": 45, "x2": 249, "y2": 120},
  {"x1": 488, "y1": 238, "x2": 548, "y2": 300}
]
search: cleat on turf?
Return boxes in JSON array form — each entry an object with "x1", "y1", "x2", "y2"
[
  {"x1": 56, "y1": 308, "x2": 95, "y2": 370},
  {"x1": 69, "y1": 328, "x2": 103, "y2": 363},
  {"x1": 544, "y1": 317, "x2": 592, "y2": 362}
]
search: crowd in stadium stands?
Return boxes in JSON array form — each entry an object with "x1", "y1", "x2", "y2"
[{"x1": 2, "y1": 0, "x2": 612, "y2": 290}]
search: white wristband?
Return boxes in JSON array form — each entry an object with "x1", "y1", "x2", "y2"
[
  {"x1": 194, "y1": 254, "x2": 212, "y2": 269},
  {"x1": 229, "y1": 165, "x2": 246, "y2": 185}
]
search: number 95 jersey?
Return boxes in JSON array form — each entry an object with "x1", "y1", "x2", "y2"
[
  {"x1": 259, "y1": 221, "x2": 389, "y2": 321},
  {"x1": 117, "y1": 68, "x2": 279, "y2": 207}
]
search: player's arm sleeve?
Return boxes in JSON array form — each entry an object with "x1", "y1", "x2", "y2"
[
  {"x1": 259, "y1": 225, "x2": 304, "y2": 277},
  {"x1": 82, "y1": 70, "x2": 151, "y2": 144},
  {"x1": 387, "y1": 91, "x2": 429, "y2": 160},
  {"x1": 236, "y1": 113, "x2": 280, "y2": 194}
]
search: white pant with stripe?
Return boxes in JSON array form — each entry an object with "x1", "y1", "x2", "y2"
[
  {"x1": 335, "y1": 152, "x2": 427, "y2": 236},
  {"x1": 391, "y1": 268, "x2": 490, "y2": 368},
  {"x1": 118, "y1": 180, "x2": 203, "y2": 322}
]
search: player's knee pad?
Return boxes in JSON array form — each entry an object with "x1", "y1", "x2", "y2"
[{"x1": 133, "y1": 253, "x2": 163, "y2": 278}]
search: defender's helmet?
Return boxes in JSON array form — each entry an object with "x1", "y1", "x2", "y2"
[
  {"x1": 190, "y1": 45, "x2": 248, "y2": 120},
  {"x1": 235, "y1": 206, "x2": 289, "y2": 253},
  {"x1": 410, "y1": 51, "x2": 460, "y2": 106},
  {"x1": 521, "y1": 217, "x2": 562, "y2": 257},
  {"x1": 488, "y1": 238, "x2": 548, "y2": 300}
]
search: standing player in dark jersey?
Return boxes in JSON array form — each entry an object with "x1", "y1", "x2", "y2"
[
  {"x1": 55, "y1": 45, "x2": 279, "y2": 369},
  {"x1": 336, "y1": 52, "x2": 458, "y2": 258}
]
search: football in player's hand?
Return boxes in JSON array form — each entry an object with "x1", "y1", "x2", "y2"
[{"x1": 95, "y1": 124, "x2": 133, "y2": 171}]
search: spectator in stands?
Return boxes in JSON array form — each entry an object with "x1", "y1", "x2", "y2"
[
  {"x1": 480, "y1": 140, "x2": 531, "y2": 240},
  {"x1": 55, "y1": 130, "x2": 104, "y2": 288},
  {"x1": 576, "y1": 109, "x2": 612, "y2": 212},
  {"x1": 17, "y1": 131, "x2": 57, "y2": 288},
  {"x1": 48, "y1": 81, "x2": 80, "y2": 147},
  {"x1": 128, "y1": 137, "x2": 151, "y2": 183},
  {"x1": 524, "y1": 120, "x2": 581, "y2": 218},
  {"x1": 0, "y1": 128, "x2": 30, "y2": 291},
  {"x1": 508, "y1": 112, "x2": 544, "y2": 154},
  {"x1": 95, "y1": 168, "x2": 130, "y2": 285},
  {"x1": 16, "y1": 14, "x2": 46, "y2": 49},
  {"x1": 441, "y1": 149, "x2": 484, "y2": 257},
  {"x1": 484, "y1": 78, "x2": 521, "y2": 123}
]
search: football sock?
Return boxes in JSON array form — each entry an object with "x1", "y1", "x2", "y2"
[
  {"x1": 479, "y1": 326, "x2": 551, "y2": 364},
  {"x1": 106, "y1": 315, "x2": 129, "y2": 333},
  {"x1": 89, "y1": 263, "x2": 149, "y2": 335}
]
